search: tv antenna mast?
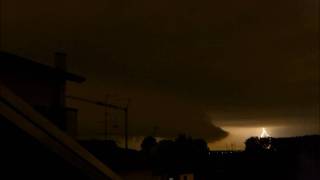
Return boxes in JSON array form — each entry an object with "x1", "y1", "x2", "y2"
[{"x1": 66, "y1": 95, "x2": 130, "y2": 150}]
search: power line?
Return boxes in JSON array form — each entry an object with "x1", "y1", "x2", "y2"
[
  {"x1": 66, "y1": 95, "x2": 130, "y2": 150},
  {"x1": 66, "y1": 95, "x2": 127, "y2": 110}
]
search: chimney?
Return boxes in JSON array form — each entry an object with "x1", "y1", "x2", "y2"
[
  {"x1": 54, "y1": 51, "x2": 67, "y2": 71},
  {"x1": 53, "y1": 51, "x2": 67, "y2": 129}
]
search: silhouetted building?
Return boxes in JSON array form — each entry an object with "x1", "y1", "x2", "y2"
[
  {"x1": 0, "y1": 78, "x2": 121, "y2": 180},
  {"x1": 0, "y1": 51, "x2": 85, "y2": 135}
]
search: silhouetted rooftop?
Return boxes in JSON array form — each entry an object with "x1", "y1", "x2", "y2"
[{"x1": 0, "y1": 51, "x2": 85, "y2": 83}]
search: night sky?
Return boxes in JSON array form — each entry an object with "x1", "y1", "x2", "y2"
[{"x1": 1, "y1": 0, "x2": 319, "y2": 149}]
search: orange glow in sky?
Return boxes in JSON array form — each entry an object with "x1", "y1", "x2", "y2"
[
  {"x1": 208, "y1": 126, "x2": 278, "y2": 150},
  {"x1": 260, "y1": 128, "x2": 270, "y2": 138}
]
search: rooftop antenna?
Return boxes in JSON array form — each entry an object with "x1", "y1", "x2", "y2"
[
  {"x1": 104, "y1": 94, "x2": 110, "y2": 141},
  {"x1": 152, "y1": 126, "x2": 159, "y2": 137},
  {"x1": 66, "y1": 95, "x2": 130, "y2": 150}
]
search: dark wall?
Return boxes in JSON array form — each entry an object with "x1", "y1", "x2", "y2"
[
  {"x1": 0, "y1": 115, "x2": 91, "y2": 180},
  {"x1": 0, "y1": 67, "x2": 63, "y2": 108},
  {"x1": 0, "y1": 56, "x2": 71, "y2": 130}
]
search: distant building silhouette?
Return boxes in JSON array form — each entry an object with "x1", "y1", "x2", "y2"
[{"x1": 0, "y1": 51, "x2": 85, "y2": 136}]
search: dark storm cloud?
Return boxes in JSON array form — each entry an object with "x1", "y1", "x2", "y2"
[{"x1": 1, "y1": 0, "x2": 319, "y2": 139}]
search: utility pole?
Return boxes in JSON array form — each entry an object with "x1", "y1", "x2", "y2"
[
  {"x1": 318, "y1": 0, "x2": 320, "y2": 134},
  {"x1": 124, "y1": 106, "x2": 128, "y2": 150},
  {"x1": 104, "y1": 95, "x2": 109, "y2": 141},
  {"x1": 317, "y1": 0, "x2": 320, "y2": 134},
  {"x1": 152, "y1": 126, "x2": 159, "y2": 137},
  {"x1": 124, "y1": 99, "x2": 130, "y2": 151}
]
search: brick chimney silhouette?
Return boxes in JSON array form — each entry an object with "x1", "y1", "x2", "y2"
[
  {"x1": 53, "y1": 50, "x2": 67, "y2": 130},
  {"x1": 54, "y1": 50, "x2": 67, "y2": 71}
]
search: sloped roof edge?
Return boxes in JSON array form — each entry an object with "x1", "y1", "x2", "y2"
[{"x1": 0, "y1": 51, "x2": 86, "y2": 83}]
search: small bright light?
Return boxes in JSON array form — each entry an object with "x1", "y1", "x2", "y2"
[{"x1": 260, "y1": 127, "x2": 270, "y2": 138}]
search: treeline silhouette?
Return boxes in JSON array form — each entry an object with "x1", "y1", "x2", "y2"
[
  {"x1": 246, "y1": 135, "x2": 320, "y2": 154},
  {"x1": 141, "y1": 135, "x2": 209, "y2": 175},
  {"x1": 244, "y1": 135, "x2": 320, "y2": 180},
  {"x1": 80, "y1": 135, "x2": 320, "y2": 180},
  {"x1": 80, "y1": 135, "x2": 209, "y2": 173}
]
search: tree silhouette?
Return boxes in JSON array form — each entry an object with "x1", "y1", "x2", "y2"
[
  {"x1": 143, "y1": 135, "x2": 209, "y2": 173},
  {"x1": 141, "y1": 136, "x2": 157, "y2": 154},
  {"x1": 245, "y1": 137, "x2": 272, "y2": 152}
]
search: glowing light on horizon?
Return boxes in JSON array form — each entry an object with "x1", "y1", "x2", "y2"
[{"x1": 260, "y1": 127, "x2": 270, "y2": 138}]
